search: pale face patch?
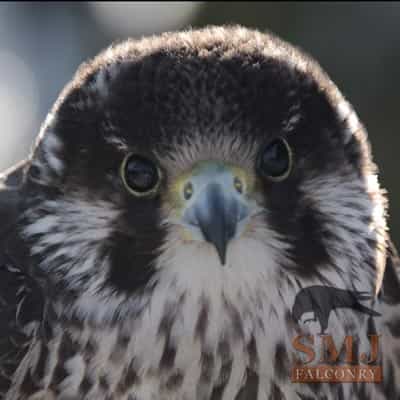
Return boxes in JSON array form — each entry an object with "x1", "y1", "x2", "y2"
[
  {"x1": 301, "y1": 171, "x2": 387, "y2": 294},
  {"x1": 23, "y1": 196, "x2": 120, "y2": 307}
]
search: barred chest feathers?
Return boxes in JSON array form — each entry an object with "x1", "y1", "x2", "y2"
[
  {"x1": 9, "y1": 237, "x2": 297, "y2": 400},
  {"x1": 7, "y1": 237, "x2": 392, "y2": 400}
]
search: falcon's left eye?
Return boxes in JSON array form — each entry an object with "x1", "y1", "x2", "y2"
[
  {"x1": 257, "y1": 137, "x2": 292, "y2": 181},
  {"x1": 120, "y1": 154, "x2": 162, "y2": 197}
]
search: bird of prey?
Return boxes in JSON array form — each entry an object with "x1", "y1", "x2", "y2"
[{"x1": 0, "y1": 26, "x2": 399, "y2": 400}]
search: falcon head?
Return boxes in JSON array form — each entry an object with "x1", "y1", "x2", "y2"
[{"x1": 21, "y1": 27, "x2": 387, "y2": 333}]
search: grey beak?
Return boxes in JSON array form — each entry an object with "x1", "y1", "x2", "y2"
[{"x1": 185, "y1": 183, "x2": 247, "y2": 265}]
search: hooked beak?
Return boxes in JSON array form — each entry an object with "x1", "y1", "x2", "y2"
[{"x1": 179, "y1": 161, "x2": 252, "y2": 265}]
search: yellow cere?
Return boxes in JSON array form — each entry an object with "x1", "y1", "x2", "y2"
[{"x1": 166, "y1": 160, "x2": 256, "y2": 219}]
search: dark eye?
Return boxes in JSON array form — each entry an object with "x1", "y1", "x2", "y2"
[
  {"x1": 257, "y1": 137, "x2": 292, "y2": 181},
  {"x1": 121, "y1": 154, "x2": 161, "y2": 196}
]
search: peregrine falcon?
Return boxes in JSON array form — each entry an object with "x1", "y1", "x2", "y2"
[{"x1": 0, "y1": 26, "x2": 399, "y2": 400}]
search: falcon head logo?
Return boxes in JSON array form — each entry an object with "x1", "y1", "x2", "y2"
[{"x1": 292, "y1": 285, "x2": 381, "y2": 334}]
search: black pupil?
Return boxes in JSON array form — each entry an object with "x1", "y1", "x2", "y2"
[
  {"x1": 124, "y1": 155, "x2": 158, "y2": 193},
  {"x1": 260, "y1": 139, "x2": 289, "y2": 177}
]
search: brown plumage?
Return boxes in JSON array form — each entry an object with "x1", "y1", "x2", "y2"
[{"x1": 0, "y1": 26, "x2": 399, "y2": 399}]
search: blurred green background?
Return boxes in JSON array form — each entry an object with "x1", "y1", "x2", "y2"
[{"x1": 0, "y1": 2, "x2": 399, "y2": 245}]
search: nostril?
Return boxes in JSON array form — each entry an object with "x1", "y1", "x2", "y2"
[
  {"x1": 234, "y1": 176, "x2": 243, "y2": 194},
  {"x1": 183, "y1": 182, "x2": 194, "y2": 200}
]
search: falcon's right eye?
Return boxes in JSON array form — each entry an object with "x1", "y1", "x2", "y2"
[{"x1": 120, "y1": 154, "x2": 162, "y2": 197}]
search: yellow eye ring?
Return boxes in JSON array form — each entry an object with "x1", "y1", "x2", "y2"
[{"x1": 120, "y1": 153, "x2": 162, "y2": 197}]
